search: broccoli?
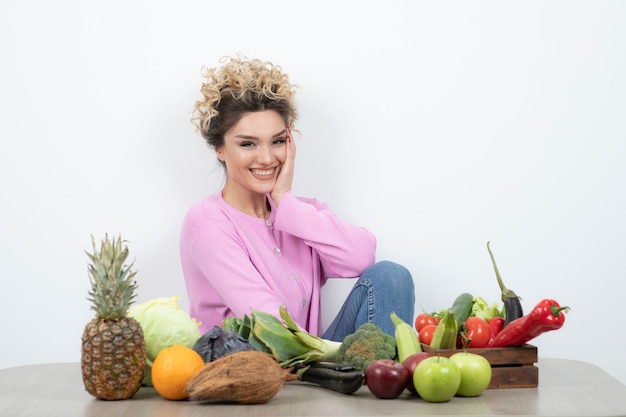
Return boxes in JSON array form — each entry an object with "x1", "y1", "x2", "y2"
[{"x1": 335, "y1": 323, "x2": 397, "y2": 371}]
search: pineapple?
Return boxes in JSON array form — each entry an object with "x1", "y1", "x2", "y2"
[{"x1": 81, "y1": 234, "x2": 146, "y2": 400}]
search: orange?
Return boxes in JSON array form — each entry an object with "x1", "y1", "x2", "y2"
[{"x1": 151, "y1": 344, "x2": 205, "y2": 400}]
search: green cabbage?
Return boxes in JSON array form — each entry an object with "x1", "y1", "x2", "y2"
[{"x1": 128, "y1": 296, "x2": 201, "y2": 386}]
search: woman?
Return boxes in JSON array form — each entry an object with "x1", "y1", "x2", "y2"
[{"x1": 180, "y1": 55, "x2": 414, "y2": 341}]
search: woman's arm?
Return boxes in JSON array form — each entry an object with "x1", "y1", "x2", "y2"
[{"x1": 273, "y1": 192, "x2": 377, "y2": 280}]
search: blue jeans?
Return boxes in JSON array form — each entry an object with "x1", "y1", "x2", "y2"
[{"x1": 322, "y1": 260, "x2": 415, "y2": 341}]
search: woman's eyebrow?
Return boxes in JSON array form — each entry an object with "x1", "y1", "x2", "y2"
[
  {"x1": 234, "y1": 134, "x2": 257, "y2": 140},
  {"x1": 235, "y1": 129, "x2": 287, "y2": 140},
  {"x1": 272, "y1": 129, "x2": 287, "y2": 138}
]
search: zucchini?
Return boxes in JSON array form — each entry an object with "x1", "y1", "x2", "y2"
[
  {"x1": 307, "y1": 361, "x2": 356, "y2": 372},
  {"x1": 430, "y1": 309, "x2": 459, "y2": 349},
  {"x1": 391, "y1": 311, "x2": 422, "y2": 362},
  {"x1": 296, "y1": 365, "x2": 365, "y2": 394}
]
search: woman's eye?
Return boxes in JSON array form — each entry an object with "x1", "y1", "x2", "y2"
[
  {"x1": 240, "y1": 141, "x2": 255, "y2": 148},
  {"x1": 273, "y1": 138, "x2": 287, "y2": 145}
]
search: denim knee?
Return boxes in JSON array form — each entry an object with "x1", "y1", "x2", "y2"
[
  {"x1": 360, "y1": 260, "x2": 415, "y2": 333},
  {"x1": 362, "y1": 261, "x2": 415, "y2": 297},
  {"x1": 322, "y1": 260, "x2": 416, "y2": 341}
]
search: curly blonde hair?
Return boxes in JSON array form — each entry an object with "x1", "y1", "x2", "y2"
[{"x1": 191, "y1": 55, "x2": 298, "y2": 153}]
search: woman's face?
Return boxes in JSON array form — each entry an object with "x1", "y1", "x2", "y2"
[{"x1": 217, "y1": 110, "x2": 288, "y2": 198}]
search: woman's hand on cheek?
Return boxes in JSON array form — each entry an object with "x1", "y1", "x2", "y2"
[{"x1": 271, "y1": 126, "x2": 296, "y2": 206}]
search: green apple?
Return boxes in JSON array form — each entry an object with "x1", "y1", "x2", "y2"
[
  {"x1": 450, "y1": 352, "x2": 492, "y2": 397},
  {"x1": 413, "y1": 356, "x2": 461, "y2": 403}
]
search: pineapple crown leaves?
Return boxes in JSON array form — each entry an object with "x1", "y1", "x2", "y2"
[{"x1": 86, "y1": 234, "x2": 138, "y2": 320}]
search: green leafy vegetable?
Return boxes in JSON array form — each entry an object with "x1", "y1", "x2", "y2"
[
  {"x1": 470, "y1": 296, "x2": 503, "y2": 322},
  {"x1": 128, "y1": 296, "x2": 201, "y2": 385},
  {"x1": 222, "y1": 306, "x2": 342, "y2": 368}
]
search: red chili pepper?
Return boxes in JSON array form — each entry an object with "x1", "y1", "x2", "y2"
[
  {"x1": 487, "y1": 317, "x2": 505, "y2": 345},
  {"x1": 488, "y1": 299, "x2": 569, "y2": 348}
]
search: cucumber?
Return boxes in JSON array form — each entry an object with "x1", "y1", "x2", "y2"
[{"x1": 450, "y1": 292, "x2": 474, "y2": 328}]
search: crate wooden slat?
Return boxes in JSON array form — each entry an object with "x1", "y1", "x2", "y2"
[{"x1": 421, "y1": 343, "x2": 538, "y2": 389}]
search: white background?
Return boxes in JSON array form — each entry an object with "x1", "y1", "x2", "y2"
[{"x1": 1, "y1": 1, "x2": 625, "y2": 386}]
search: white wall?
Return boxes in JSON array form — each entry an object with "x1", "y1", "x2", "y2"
[{"x1": 1, "y1": 0, "x2": 625, "y2": 386}]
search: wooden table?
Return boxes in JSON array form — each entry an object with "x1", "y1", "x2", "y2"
[{"x1": 1, "y1": 358, "x2": 626, "y2": 416}]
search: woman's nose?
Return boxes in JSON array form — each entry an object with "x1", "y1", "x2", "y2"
[{"x1": 257, "y1": 145, "x2": 274, "y2": 163}]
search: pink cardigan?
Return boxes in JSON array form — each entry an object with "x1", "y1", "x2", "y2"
[{"x1": 180, "y1": 191, "x2": 376, "y2": 335}]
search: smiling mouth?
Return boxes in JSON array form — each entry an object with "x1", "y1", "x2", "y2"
[{"x1": 251, "y1": 168, "x2": 275, "y2": 177}]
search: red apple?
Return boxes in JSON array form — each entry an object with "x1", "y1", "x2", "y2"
[
  {"x1": 402, "y1": 352, "x2": 430, "y2": 395},
  {"x1": 365, "y1": 359, "x2": 409, "y2": 399}
]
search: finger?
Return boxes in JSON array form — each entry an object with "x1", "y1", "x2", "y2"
[{"x1": 286, "y1": 125, "x2": 296, "y2": 158}]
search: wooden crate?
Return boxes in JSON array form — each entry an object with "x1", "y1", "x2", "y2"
[{"x1": 421, "y1": 343, "x2": 538, "y2": 389}]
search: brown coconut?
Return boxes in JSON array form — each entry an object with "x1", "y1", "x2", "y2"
[{"x1": 186, "y1": 350, "x2": 297, "y2": 404}]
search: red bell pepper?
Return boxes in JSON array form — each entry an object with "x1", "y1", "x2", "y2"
[
  {"x1": 487, "y1": 317, "x2": 505, "y2": 345},
  {"x1": 488, "y1": 299, "x2": 569, "y2": 348}
]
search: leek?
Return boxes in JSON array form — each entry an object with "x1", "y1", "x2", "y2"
[{"x1": 223, "y1": 305, "x2": 342, "y2": 367}]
